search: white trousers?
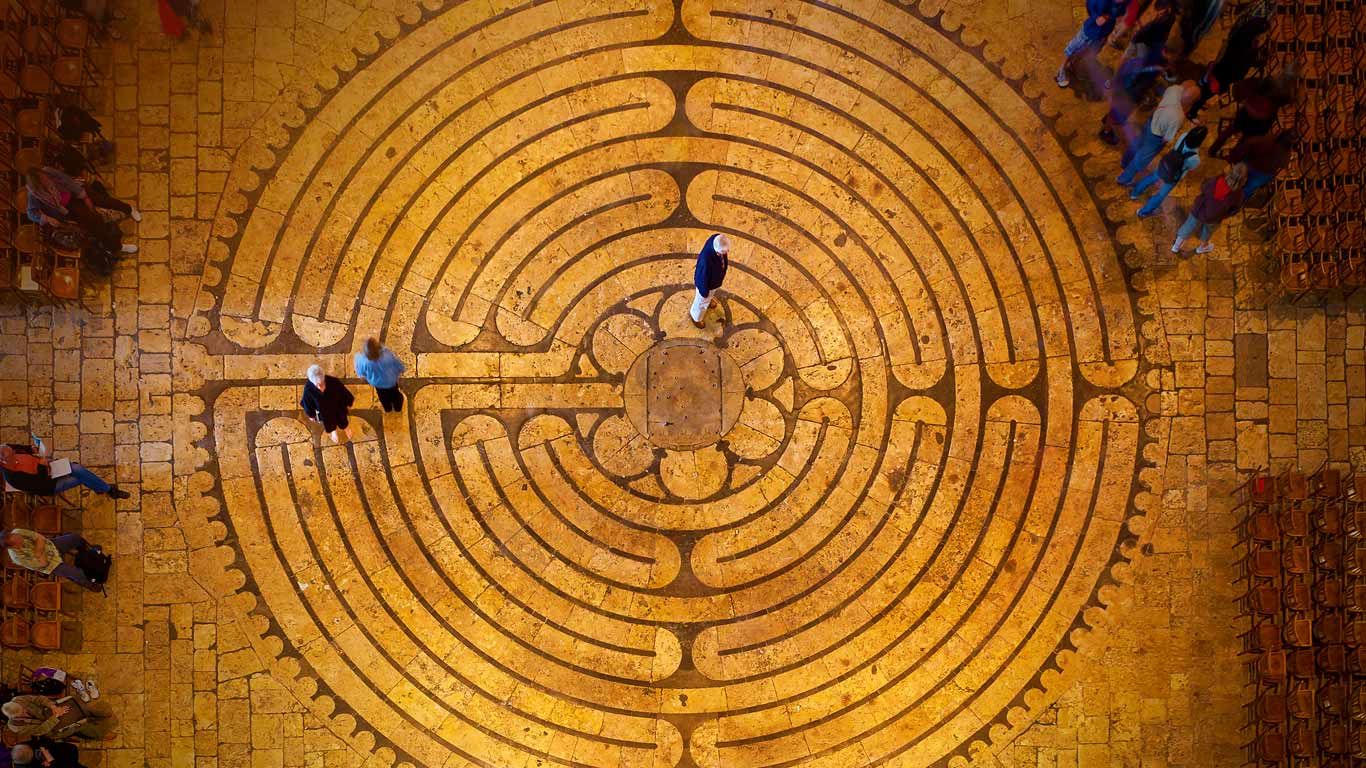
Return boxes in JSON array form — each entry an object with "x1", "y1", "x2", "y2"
[{"x1": 690, "y1": 289, "x2": 713, "y2": 322}]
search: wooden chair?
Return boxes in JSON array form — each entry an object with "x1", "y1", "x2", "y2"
[
  {"x1": 1285, "y1": 618, "x2": 1313, "y2": 648},
  {"x1": 13, "y1": 223, "x2": 42, "y2": 256},
  {"x1": 1246, "y1": 730, "x2": 1285, "y2": 763},
  {"x1": 1280, "y1": 507, "x2": 1310, "y2": 538},
  {"x1": 30, "y1": 579, "x2": 60, "y2": 614},
  {"x1": 1318, "y1": 723, "x2": 1349, "y2": 755},
  {"x1": 1315, "y1": 539, "x2": 1343, "y2": 570},
  {"x1": 1, "y1": 574, "x2": 31, "y2": 608},
  {"x1": 30, "y1": 502, "x2": 59, "y2": 534},
  {"x1": 1283, "y1": 544, "x2": 1311, "y2": 575},
  {"x1": 30, "y1": 618, "x2": 60, "y2": 650},
  {"x1": 1315, "y1": 614, "x2": 1344, "y2": 645},
  {"x1": 1348, "y1": 584, "x2": 1366, "y2": 613},
  {"x1": 1286, "y1": 686, "x2": 1314, "y2": 720},
  {"x1": 46, "y1": 246, "x2": 78, "y2": 301},
  {"x1": 19, "y1": 62, "x2": 48, "y2": 94},
  {"x1": 1288, "y1": 648, "x2": 1315, "y2": 680},
  {"x1": 1315, "y1": 578, "x2": 1344, "y2": 609},
  {"x1": 15, "y1": 102, "x2": 46, "y2": 140},
  {"x1": 0, "y1": 615, "x2": 30, "y2": 648},
  {"x1": 1242, "y1": 622, "x2": 1284, "y2": 654},
  {"x1": 1242, "y1": 583, "x2": 1282, "y2": 617},
  {"x1": 1254, "y1": 649, "x2": 1286, "y2": 685},
  {"x1": 54, "y1": 16, "x2": 87, "y2": 52},
  {"x1": 1317, "y1": 643, "x2": 1346, "y2": 674},
  {"x1": 13, "y1": 145, "x2": 40, "y2": 173},
  {"x1": 1284, "y1": 580, "x2": 1311, "y2": 612},
  {"x1": 1242, "y1": 511, "x2": 1280, "y2": 546},
  {"x1": 1319, "y1": 683, "x2": 1348, "y2": 716}
]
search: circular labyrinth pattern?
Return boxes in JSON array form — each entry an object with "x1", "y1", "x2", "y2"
[{"x1": 201, "y1": 1, "x2": 1145, "y2": 766}]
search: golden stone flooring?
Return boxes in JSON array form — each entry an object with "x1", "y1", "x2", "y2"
[{"x1": 3, "y1": 0, "x2": 1365, "y2": 766}]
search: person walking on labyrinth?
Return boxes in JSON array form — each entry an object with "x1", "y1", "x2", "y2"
[
  {"x1": 354, "y1": 338, "x2": 406, "y2": 414},
  {"x1": 690, "y1": 233, "x2": 731, "y2": 329},
  {"x1": 1117, "y1": 80, "x2": 1199, "y2": 187},
  {"x1": 1056, "y1": 0, "x2": 1124, "y2": 88},
  {"x1": 1172, "y1": 162, "x2": 1248, "y2": 255},
  {"x1": 300, "y1": 365, "x2": 356, "y2": 443},
  {"x1": 1131, "y1": 125, "x2": 1207, "y2": 217}
]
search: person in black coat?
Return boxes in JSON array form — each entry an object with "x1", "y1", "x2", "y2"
[
  {"x1": 1189, "y1": 14, "x2": 1269, "y2": 117},
  {"x1": 690, "y1": 233, "x2": 731, "y2": 329},
  {"x1": 12, "y1": 738, "x2": 87, "y2": 768},
  {"x1": 300, "y1": 365, "x2": 355, "y2": 443}
]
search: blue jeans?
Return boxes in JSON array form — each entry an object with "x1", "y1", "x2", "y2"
[
  {"x1": 53, "y1": 464, "x2": 111, "y2": 495},
  {"x1": 1118, "y1": 127, "x2": 1165, "y2": 185},
  {"x1": 50, "y1": 533, "x2": 99, "y2": 591},
  {"x1": 1177, "y1": 213, "x2": 1214, "y2": 243},
  {"x1": 1244, "y1": 169, "x2": 1274, "y2": 199},
  {"x1": 1059, "y1": 26, "x2": 1104, "y2": 75},
  {"x1": 1132, "y1": 172, "x2": 1176, "y2": 216}
]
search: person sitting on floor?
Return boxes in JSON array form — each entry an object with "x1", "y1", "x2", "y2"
[
  {"x1": 1, "y1": 529, "x2": 105, "y2": 592},
  {"x1": 0, "y1": 444, "x2": 129, "y2": 499},
  {"x1": 1, "y1": 695, "x2": 117, "y2": 742}
]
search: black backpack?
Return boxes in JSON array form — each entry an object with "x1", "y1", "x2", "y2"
[
  {"x1": 75, "y1": 544, "x2": 112, "y2": 586},
  {"x1": 1158, "y1": 145, "x2": 1196, "y2": 182}
]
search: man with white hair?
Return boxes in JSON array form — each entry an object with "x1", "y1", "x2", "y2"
[
  {"x1": 299, "y1": 364, "x2": 356, "y2": 443},
  {"x1": 690, "y1": 233, "x2": 731, "y2": 329}
]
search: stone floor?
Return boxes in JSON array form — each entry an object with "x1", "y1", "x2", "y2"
[{"x1": 3, "y1": 0, "x2": 1364, "y2": 766}]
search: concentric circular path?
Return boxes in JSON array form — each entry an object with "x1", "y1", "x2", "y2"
[{"x1": 197, "y1": 1, "x2": 1145, "y2": 765}]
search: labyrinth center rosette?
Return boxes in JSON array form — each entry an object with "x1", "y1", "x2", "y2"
[{"x1": 204, "y1": 1, "x2": 1143, "y2": 766}]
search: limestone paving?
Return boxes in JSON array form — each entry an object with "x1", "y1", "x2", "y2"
[{"x1": 2, "y1": 1, "x2": 1363, "y2": 767}]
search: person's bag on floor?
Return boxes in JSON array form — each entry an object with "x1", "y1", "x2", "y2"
[{"x1": 75, "y1": 544, "x2": 113, "y2": 590}]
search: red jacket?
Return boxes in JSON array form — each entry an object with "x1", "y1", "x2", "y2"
[{"x1": 1192, "y1": 177, "x2": 1247, "y2": 223}]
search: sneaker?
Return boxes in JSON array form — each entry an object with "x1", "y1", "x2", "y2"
[
  {"x1": 1056, "y1": 71, "x2": 1070, "y2": 88},
  {"x1": 130, "y1": 206, "x2": 142, "y2": 222},
  {"x1": 1170, "y1": 238, "x2": 1185, "y2": 253},
  {"x1": 1137, "y1": 208, "x2": 1154, "y2": 218},
  {"x1": 1196, "y1": 242, "x2": 1215, "y2": 254},
  {"x1": 106, "y1": 486, "x2": 130, "y2": 500},
  {"x1": 120, "y1": 243, "x2": 138, "y2": 254},
  {"x1": 70, "y1": 679, "x2": 91, "y2": 703},
  {"x1": 86, "y1": 679, "x2": 100, "y2": 699}
]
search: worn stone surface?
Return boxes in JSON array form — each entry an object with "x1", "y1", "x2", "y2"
[{"x1": 3, "y1": 1, "x2": 1363, "y2": 768}]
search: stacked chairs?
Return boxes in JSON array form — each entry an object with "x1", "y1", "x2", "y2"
[
  {"x1": 0, "y1": 0, "x2": 103, "y2": 304},
  {"x1": 0, "y1": 492, "x2": 65, "y2": 651},
  {"x1": 1255, "y1": 0, "x2": 1366, "y2": 301},
  {"x1": 1239, "y1": 467, "x2": 1366, "y2": 765}
]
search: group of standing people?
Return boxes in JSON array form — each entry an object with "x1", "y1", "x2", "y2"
[{"x1": 1056, "y1": 0, "x2": 1297, "y2": 255}]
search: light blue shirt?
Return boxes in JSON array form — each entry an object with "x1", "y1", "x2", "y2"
[{"x1": 354, "y1": 349, "x2": 405, "y2": 389}]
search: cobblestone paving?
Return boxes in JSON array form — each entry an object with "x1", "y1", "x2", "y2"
[{"x1": 2, "y1": 1, "x2": 1363, "y2": 767}]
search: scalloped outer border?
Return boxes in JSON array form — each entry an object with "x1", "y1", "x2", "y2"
[{"x1": 171, "y1": 1, "x2": 1173, "y2": 766}]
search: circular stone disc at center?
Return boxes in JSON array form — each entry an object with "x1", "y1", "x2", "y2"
[{"x1": 624, "y1": 338, "x2": 745, "y2": 450}]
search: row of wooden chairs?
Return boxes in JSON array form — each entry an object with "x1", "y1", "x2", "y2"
[
  {"x1": 1263, "y1": 0, "x2": 1364, "y2": 301},
  {"x1": 1239, "y1": 467, "x2": 1366, "y2": 765}
]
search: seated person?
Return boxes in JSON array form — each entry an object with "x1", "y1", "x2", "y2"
[
  {"x1": 1, "y1": 529, "x2": 104, "y2": 592},
  {"x1": 11, "y1": 738, "x2": 87, "y2": 768},
  {"x1": 24, "y1": 167, "x2": 139, "y2": 258},
  {"x1": 1, "y1": 695, "x2": 117, "y2": 742},
  {"x1": 0, "y1": 444, "x2": 129, "y2": 499}
]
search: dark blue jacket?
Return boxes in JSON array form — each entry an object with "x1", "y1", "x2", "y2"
[
  {"x1": 1083, "y1": 0, "x2": 1122, "y2": 39},
  {"x1": 693, "y1": 234, "x2": 728, "y2": 295}
]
